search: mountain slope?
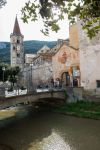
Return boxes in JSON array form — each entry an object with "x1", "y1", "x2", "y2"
[{"x1": 0, "y1": 40, "x2": 57, "y2": 64}]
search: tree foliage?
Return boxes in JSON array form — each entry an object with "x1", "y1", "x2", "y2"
[
  {"x1": 0, "y1": 64, "x2": 9, "y2": 82},
  {"x1": 0, "y1": 0, "x2": 6, "y2": 8},
  {"x1": 8, "y1": 66, "x2": 20, "y2": 86},
  {"x1": 21, "y1": 0, "x2": 100, "y2": 39},
  {"x1": 0, "y1": 64, "x2": 20, "y2": 87}
]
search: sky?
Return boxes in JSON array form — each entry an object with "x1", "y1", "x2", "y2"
[{"x1": 0, "y1": 0, "x2": 69, "y2": 42}]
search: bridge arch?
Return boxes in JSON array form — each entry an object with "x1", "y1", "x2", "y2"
[{"x1": 0, "y1": 91, "x2": 66, "y2": 109}]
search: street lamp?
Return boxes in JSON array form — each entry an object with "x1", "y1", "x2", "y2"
[
  {"x1": 2, "y1": 66, "x2": 5, "y2": 83},
  {"x1": 30, "y1": 63, "x2": 33, "y2": 91}
]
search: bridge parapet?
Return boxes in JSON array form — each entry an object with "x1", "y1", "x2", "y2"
[{"x1": 0, "y1": 91, "x2": 66, "y2": 109}]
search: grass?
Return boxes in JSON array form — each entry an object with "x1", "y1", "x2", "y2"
[{"x1": 54, "y1": 101, "x2": 100, "y2": 120}]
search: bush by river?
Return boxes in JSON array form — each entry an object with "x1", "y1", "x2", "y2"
[{"x1": 54, "y1": 101, "x2": 100, "y2": 120}]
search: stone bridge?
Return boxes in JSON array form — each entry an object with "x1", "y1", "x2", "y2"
[{"x1": 0, "y1": 91, "x2": 66, "y2": 109}]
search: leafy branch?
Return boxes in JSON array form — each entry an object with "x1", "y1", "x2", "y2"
[{"x1": 21, "y1": 0, "x2": 100, "y2": 39}]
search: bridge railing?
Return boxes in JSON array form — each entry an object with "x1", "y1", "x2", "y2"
[
  {"x1": 5, "y1": 89, "x2": 27, "y2": 97},
  {"x1": 36, "y1": 86, "x2": 64, "y2": 93},
  {"x1": 4, "y1": 85, "x2": 64, "y2": 98}
]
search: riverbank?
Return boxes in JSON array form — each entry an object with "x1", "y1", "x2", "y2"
[
  {"x1": 0, "y1": 105, "x2": 32, "y2": 121},
  {"x1": 54, "y1": 101, "x2": 100, "y2": 120}
]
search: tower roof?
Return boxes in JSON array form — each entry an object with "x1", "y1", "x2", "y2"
[{"x1": 13, "y1": 16, "x2": 21, "y2": 35}]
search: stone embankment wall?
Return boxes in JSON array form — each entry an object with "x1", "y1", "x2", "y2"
[
  {"x1": 64, "y1": 87, "x2": 83, "y2": 103},
  {"x1": 0, "y1": 87, "x2": 5, "y2": 98}
]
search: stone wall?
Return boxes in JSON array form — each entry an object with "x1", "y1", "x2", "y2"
[
  {"x1": 0, "y1": 91, "x2": 66, "y2": 109},
  {"x1": 64, "y1": 87, "x2": 83, "y2": 103},
  {"x1": 0, "y1": 87, "x2": 5, "y2": 98},
  {"x1": 52, "y1": 43, "x2": 68, "y2": 80}
]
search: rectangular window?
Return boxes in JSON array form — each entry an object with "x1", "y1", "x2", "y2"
[
  {"x1": 17, "y1": 39, "x2": 20, "y2": 43},
  {"x1": 96, "y1": 80, "x2": 100, "y2": 88},
  {"x1": 17, "y1": 53, "x2": 20, "y2": 57},
  {"x1": 13, "y1": 46, "x2": 15, "y2": 50}
]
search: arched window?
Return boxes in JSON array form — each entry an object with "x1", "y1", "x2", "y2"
[{"x1": 17, "y1": 39, "x2": 20, "y2": 44}]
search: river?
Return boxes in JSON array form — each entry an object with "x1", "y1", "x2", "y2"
[{"x1": 0, "y1": 105, "x2": 100, "y2": 150}]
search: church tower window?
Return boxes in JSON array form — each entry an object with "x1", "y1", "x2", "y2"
[
  {"x1": 17, "y1": 53, "x2": 20, "y2": 57},
  {"x1": 17, "y1": 39, "x2": 20, "y2": 44},
  {"x1": 13, "y1": 46, "x2": 15, "y2": 50}
]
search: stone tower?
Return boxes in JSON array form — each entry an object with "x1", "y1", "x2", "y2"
[{"x1": 10, "y1": 16, "x2": 24, "y2": 68}]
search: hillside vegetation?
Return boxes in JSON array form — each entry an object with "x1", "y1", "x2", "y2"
[{"x1": 0, "y1": 40, "x2": 57, "y2": 64}]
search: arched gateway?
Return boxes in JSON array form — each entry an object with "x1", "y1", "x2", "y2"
[{"x1": 61, "y1": 72, "x2": 70, "y2": 86}]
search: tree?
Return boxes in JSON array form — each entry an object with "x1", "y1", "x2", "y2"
[
  {"x1": 0, "y1": 0, "x2": 6, "y2": 8},
  {"x1": 21, "y1": 0, "x2": 100, "y2": 39},
  {"x1": 8, "y1": 67, "x2": 20, "y2": 87},
  {"x1": 0, "y1": 64, "x2": 20, "y2": 88},
  {"x1": 0, "y1": 63, "x2": 9, "y2": 82}
]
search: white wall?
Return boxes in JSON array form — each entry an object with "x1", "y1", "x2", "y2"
[{"x1": 77, "y1": 19, "x2": 100, "y2": 89}]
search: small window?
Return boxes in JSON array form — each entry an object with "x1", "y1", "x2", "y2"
[
  {"x1": 96, "y1": 80, "x2": 100, "y2": 88},
  {"x1": 13, "y1": 46, "x2": 15, "y2": 50},
  {"x1": 17, "y1": 53, "x2": 20, "y2": 57},
  {"x1": 17, "y1": 39, "x2": 20, "y2": 43}
]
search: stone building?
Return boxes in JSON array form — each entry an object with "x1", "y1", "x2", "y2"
[
  {"x1": 10, "y1": 16, "x2": 100, "y2": 91},
  {"x1": 51, "y1": 39, "x2": 80, "y2": 87},
  {"x1": 10, "y1": 16, "x2": 24, "y2": 68},
  {"x1": 31, "y1": 47, "x2": 52, "y2": 88},
  {"x1": 10, "y1": 17, "x2": 80, "y2": 90},
  {"x1": 25, "y1": 54, "x2": 36, "y2": 64},
  {"x1": 29, "y1": 29, "x2": 80, "y2": 88},
  {"x1": 77, "y1": 19, "x2": 100, "y2": 90}
]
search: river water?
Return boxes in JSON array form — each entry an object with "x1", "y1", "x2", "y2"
[{"x1": 0, "y1": 106, "x2": 100, "y2": 150}]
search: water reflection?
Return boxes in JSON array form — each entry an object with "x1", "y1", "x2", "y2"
[
  {"x1": 0, "y1": 108, "x2": 100, "y2": 150},
  {"x1": 28, "y1": 130, "x2": 74, "y2": 150}
]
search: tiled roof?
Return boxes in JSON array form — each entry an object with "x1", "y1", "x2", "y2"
[{"x1": 49, "y1": 40, "x2": 69, "y2": 55}]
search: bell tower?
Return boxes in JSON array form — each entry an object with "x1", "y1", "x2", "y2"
[{"x1": 10, "y1": 16, "x2": 24, "y2": 68}]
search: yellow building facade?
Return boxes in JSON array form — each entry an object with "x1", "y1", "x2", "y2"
[{"x1": 52, "y1": 39, "x2": 80, "y2": 87}]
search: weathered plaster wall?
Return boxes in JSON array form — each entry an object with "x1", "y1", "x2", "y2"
[
  {"x1": 52, "y1": 43, "x2": 79, "y2": 80},
  {"x1": 52, "y1": 44, "x2": 68, "y2": 80},
  {"x1": 77, "y1": 19, "x2": 100, "y2": 89},
  {"x1": 69, "y1": 24, "x2": 79, "y2": 49},
  {"x1": 31, "y1": 56, "x2": 52, "y2": 87}
]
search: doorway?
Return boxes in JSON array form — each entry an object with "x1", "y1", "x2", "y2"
[{"x1": 61, "y1": 72, "x2": 70, "y2": 86}]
